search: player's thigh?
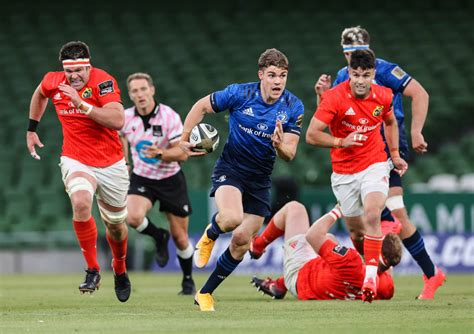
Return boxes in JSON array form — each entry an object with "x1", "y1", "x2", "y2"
[
  {"x1": 215, "y1": 185, "x2": 244, "y2": 228},
  {"x1": 94, "y1": 159, "x2": 129, "y2": 208},
  {"x1": 331, "y1": 172, "x2": 363, "y2": 217},
  {"x1": 281, "y1": 201, "x2": 310, "y2": 239}
]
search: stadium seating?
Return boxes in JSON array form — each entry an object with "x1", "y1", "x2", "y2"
[{"x1": 1, "y1": 2, "x2": 473, "y2": 232}]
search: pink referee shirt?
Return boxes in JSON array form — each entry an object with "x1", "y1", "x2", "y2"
[{"x1": 120, "y1": 103, "x2": 183, "y2": 180}]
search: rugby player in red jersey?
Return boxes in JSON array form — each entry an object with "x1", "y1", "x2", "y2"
[
  {"x1": 250, "y1": 201, "x2": 401, "y2": 301},
  {"x1": 305, "y1": 49, "x2": 407, "y2": 302},
  {"x1": 26, "y1": 41, "x2": 131, "y2": 302}
]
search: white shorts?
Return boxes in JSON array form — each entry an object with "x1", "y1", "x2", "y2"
[
  {"x1": 283, "y1": 234, "x2": 317, "y2": 298},
  {"x1": 331, "y1": 161, "x2": 390, "y2": 217},
  {"x1": 59, "y1": 156, "x2": 129, "y2": 208}
]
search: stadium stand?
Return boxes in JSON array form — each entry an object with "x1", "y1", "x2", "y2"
[{"x1": 0, "y1": 1, "x2": 473, "y2": 233}]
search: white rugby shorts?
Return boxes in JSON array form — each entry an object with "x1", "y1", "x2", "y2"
[
  {"x1": 283, "y1": 234, "x2": 317, "y2": 298},
  {"x1": 59, "y1": 156, "x2": 129, "y2": 208},
  {"x1": 331, "y1": 161, "x2": 390, "y2": 217}
]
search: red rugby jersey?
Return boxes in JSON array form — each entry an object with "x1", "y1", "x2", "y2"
[
  {"x1": 296, "y1": 240, "x2": 394, "y2": 300},
  {"x1": 314, "y1": 80, "x2": 393, "y2": 174},
  {"x1": 41, "y1": 67, "x2": 123, "y2": 167}
]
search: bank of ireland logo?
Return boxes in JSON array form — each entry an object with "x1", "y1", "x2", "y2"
[
  {"x1": 359, "y1": 118, "x2": 369, "y2": 125},
  {"x1": 82, "y1": 88, "x2": 93, "y2": 99},
  {"x1": 136, "y1": 140, "x2": 160, "y2": 164},
  {"x1": 276, "y1": 110, "x2": 289, "y2": 124},
  {"x1": 257, "y1": 123, "x2": 268, "y2": 131},
  {"x1": 372, "y1": 105, "x2": 383, "y2": 117}
]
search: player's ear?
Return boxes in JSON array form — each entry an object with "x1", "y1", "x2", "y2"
[
  {"x1": 258, "y1": 70, "x2": 264, "y2": 80},
  {"x1": 150, "y1": 85, "x2": 156, "y2": 96}
]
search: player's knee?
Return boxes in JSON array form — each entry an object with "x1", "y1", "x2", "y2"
[
  {"x1": 365, "y1": 207, "x2": 381, "y2": 226},
  {"x1": 70, "y1": 196, "x2": 92, "y2": 218},
  {"x1": 99, "y1": 205, "x2": 128, "y2": 225},
  {"x1": 231, "y1": 229, "x2": 252, "y2": 249},
  {"x1": 284, "y1": 201, "x2": 305, "y2": 214},
  {"x1": 219, "y1": 210, "x2": 243, "y2": 231}
]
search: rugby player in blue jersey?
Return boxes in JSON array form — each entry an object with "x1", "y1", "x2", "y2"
[
  {"x1": 314, "y1": 26, "x2": 445, "y2": 299},
  {"x1": 180, "y1": 48, "x2": 304, "y2": 311}
]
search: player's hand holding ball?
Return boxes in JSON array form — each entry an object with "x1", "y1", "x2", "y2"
[{"x1": 180, "y1": 123, "x2": 219, "y2": 156}]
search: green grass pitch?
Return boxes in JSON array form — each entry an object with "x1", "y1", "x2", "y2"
[{"x1": 1, "y1": 273, "x2": 473, "y2": 333}]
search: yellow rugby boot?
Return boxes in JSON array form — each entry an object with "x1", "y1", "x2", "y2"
[{"x1": 194, "y1": 224, "x2": 216, "y2": 268}]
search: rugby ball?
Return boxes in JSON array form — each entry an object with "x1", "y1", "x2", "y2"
[{"x1": 190, "y1": 123, "x2": 220, "y2": 153}]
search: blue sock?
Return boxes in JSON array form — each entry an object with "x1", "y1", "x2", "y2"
[
  {"x1": 206, "y1": 213, "x2": 223, "y2": 241},
  {"x1": 381, "y1": 207, "x2": 394, "y2": 221},
  {"x1": 403, "y1": 230, "x2": 435, "y2": 278},
  {"x1": 200, "y1": 247, "x2": 242, "y2": 294}
]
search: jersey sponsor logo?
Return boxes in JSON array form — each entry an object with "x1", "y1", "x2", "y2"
[
  {"x1": 98, "y1": 80, "x2": 114, "y2": 96},
  {"x1": 359, "y1": 118, "x2": 369, "y2": 125},
  {"x1": 342, "y1": 120, "x2": 379, "y2": 133},
  {"x1": 372, "y1": 105, "x2": 384, "y2": 117},
  {"x1": 332, "y1": 244, "x2": 348, "y2": 256},
  {"x1": 276, "y1": 110, "x2": 289, "y2": 124},
  {"x1": 53, "y1": 92, "x2": 62, "y2": 100},
  {"x1": 81, "y1": 87, "x2": 92, "y2": 99},
  {"x1": 296, "y1": 114, "x2": 303, "y2": 128},
  {"x1": 390, "y1": 66, "x2": 407, "y2": 80},
  {"x1": 238, "y1": 124, "x2": 272, "y2": 139},
  {"x1": 243, "y1": 107, "x2": 254, "y2": 116},
  {"x1": 345, "y1": 107, "x2": 356, "y2": 116},
  {"x1": 257, "y1": 123, "x2": 268, "y2": 131}
]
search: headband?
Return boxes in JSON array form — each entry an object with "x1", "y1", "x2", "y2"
[
  {"x1": 62, "y1": 58, "x2": 91, "y2": 68},
  {"x1": 342, "y1": 44, "x2": 370, "y2": 52}
]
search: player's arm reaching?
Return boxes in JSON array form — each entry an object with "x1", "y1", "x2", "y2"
[
  {"x1": 272, "y1": 120, "x2": 299, "y2": 161},
  {"x1": 383, "y1": 111, "x2": 408, "y2": 176},
  {"x1": 403, "y1": 79, "x2": 429, "y2": 154},
  {"x1": 141, "y1": 140, "x2": 191, "y2": 162},
  {"x1": 305, "y1": 206, "x2": 342, "y2": 253},
  {"x1": 306, "y1": 117, "x2": 367, "y2": 149},
  {"x1": 26, "y1": 84, "x2": 48, "y2": 160}
]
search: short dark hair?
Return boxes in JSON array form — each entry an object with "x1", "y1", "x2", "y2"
[
  {"x1": 258, "y1": 48, "x2": 289, "y2": 70},
  {"x1": 379, "y1": 233, "x2": 402, "y2": 272},
  {"x1": 349, "y1": 49, "x2": 375, "y2": 70},
  {"x1": 341, "y1": 26, "x2": 370, "y2": 46},
  {"x1": 59, "y1": 41, "x2": 91, "y2": 62}
]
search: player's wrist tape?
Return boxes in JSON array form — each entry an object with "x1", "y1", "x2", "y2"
[
  {"x1": 28, "y1": 119, "x2": 39, "y2": 132},
  {"x1": 333, "y1": 137, "x2": 343, "y2": 148},
  {"x1": 329, "y1": 207, "x2": 342, "y2": 220},
  {"x1": 78, "y1": 101, "x2": 94, "y2": 115}
]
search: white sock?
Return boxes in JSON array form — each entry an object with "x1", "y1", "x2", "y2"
[
  {"x1": 365, "y1": 265, "x2": 378, "y2": 282},
  {"x1": 176, "y1": 242, "x2": 194, "y2": 259},
  {"x1": 135, "y1": 217, "x2": 149, "y2": 233}
]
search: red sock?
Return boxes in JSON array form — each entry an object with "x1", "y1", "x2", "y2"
[
  {"x1": 73, "y1": 217, "x2": 100, "y2": 271},
  {"x1": 364, "y1": 234, "x2": 384, "y2": 278},
  {"x1": 254, "y1": 219, "x2": 284, "y2": 250},
  {"x1": 351, "y1": 237, "x2": 365, "y2": 255},
  {"x1": 106, "y1": 232, "x2": 128, "y2": 275},
  {"x1": 275, "y1": 276, "x2": 288, "y2": 292}
]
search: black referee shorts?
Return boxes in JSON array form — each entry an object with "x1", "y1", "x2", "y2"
[{"x1": 128, "y1": 170, "x2": 192, "y2": 217}]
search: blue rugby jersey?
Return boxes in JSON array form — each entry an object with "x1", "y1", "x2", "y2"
[
  {"x1": 210, "y1": 82, "x2": 304, "y2": 178},
  {"x1": 333, "y1": 58, "x2": 412, "y2": 151}
]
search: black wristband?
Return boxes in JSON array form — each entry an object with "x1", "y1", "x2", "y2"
[{"x1": 28, "y1": 119, "x2": 39, "y2": 132}]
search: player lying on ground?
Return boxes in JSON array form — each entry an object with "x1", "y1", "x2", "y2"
[{"x1": 249, "y1": 201, "x2": 401, "y2": 301}]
